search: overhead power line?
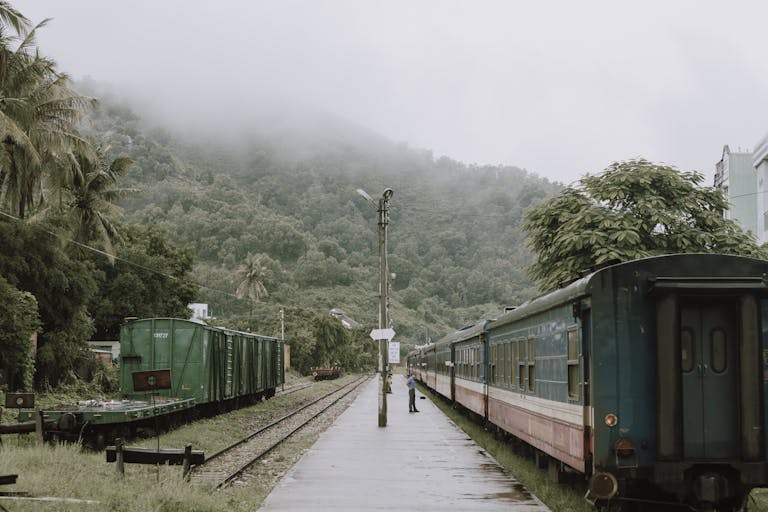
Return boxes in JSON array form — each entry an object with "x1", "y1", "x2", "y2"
[
  {"x1": 0, "y1": 209, "x2": 238, "y2": 298},
  {"x1": 0, "y1": 209, "x2": 365, "y2": 316}
]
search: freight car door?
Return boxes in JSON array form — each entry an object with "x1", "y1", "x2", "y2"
[{"x1": 680, "y1": 299, "x2": 739, "y2": 459}]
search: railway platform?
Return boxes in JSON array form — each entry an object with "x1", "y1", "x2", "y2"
[{"x1": 259, "y1": 374, "x2": 550, "y2": 511}]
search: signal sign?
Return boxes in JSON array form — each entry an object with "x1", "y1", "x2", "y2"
[{"x1": 369, "y1": 328, "x2": 396, "y2": 341}]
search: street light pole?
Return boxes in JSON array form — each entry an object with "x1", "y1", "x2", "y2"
[
  {"x1": 358, "y1": 187, "x2": 393, "y2": 428},
  {"x1": 377, "y1": 188, "x2": 393, "y2": 427}
]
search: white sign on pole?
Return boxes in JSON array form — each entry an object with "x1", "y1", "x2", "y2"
[
  {"x1": 369, "y1": 328, "x2": 396, "y2": 341},
  {"x1": 388, "y1": 341, "x2": 400, "y2": 364}
]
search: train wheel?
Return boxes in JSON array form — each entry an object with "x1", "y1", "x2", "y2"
[
  {"x1": 113, "y1": 425, "x2": 131, "y2": 443},
  {"x1": 93, "y1": 430, "x2": 106, "y2": 451}
]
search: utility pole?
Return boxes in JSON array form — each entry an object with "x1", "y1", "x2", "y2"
[
  {"x1": 377, "y1": 188, "x2": 393, "y2": 427},
  {"x1": 279, "y1": 306, "x2": 285, "y2": 391},
  {"x1": 357, "y1": 187, "x2": 394, "y2": 427}
]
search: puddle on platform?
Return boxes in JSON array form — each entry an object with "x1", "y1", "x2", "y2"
[{"x1": 462, "y1": 483, "x2": 533, "y2": 502}]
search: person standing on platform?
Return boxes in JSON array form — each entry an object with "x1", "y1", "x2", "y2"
[{"x1": 407, "y1": 373, "x2": 419, "y2": 413}]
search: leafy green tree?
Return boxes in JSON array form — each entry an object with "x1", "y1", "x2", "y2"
[
  {"x1": 88, "y1": 224, "x2": 198, "y2": 340},
  {"x1": 0, "y1": 275, "x2": 39, "y2": 390},
  {"x1": 0, "y1": 217, "x2": 97, "y2": 386},
  {"x1": 288, "y1": 333, "x2": 316, "y2": 375},
  {"x1": 523, "y1": 159, "x2": 768, "y2": 292},
  {"x1": 311, "y1": 313, "x2": 350, "y2": 367},
  {"x1": 294, "y1": 250, "x2": 354, "y2": 287}
]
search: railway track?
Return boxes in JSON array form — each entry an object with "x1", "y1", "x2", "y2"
[
  {"x1": 274, "y1": 381, "x2": 314, "y2": 397},
  {"x1": 190, "y1": 374, "x2": 371, "y2": 489}
]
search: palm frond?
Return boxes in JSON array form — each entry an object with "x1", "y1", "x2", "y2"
[{"x1": 0, "y1": 2, "x2": 31, "y2": 38}]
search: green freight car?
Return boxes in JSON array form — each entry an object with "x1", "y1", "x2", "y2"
[
  {"x1": 120, "y1": 318, "x2": 284, "y2": 407},
  {"x1": 21, "y1": 318, "x2": 285, "y2": 447}
]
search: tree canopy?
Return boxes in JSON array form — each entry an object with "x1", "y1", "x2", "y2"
[
  {"x1": 523, "y1": 159, "x2": 768, "y2": 292},
  {"x1": 1, "y1": 1, "x2": 563, "y2": 383},
  {"x1": 0, "y1": 4, "x2": 199, "y2": 386},
  {"x1": 0, "y1": 274, "x2": 39, "y2": 390}
]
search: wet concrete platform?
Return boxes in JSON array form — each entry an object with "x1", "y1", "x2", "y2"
[{"x1": 259, "y1": 375, "x2": 550, "y2": 511}]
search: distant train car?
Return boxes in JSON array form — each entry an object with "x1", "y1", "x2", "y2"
[
  {"x1": 430, "y1": 322, "x2": 488, "y2": 403},
  {"x1": 405, "y1": 348, "x2": 420, "y2": 381},
  {"x1": 25, "y1": 318, "x2": 284, "y2": 446},
  {"x1": 421, "y1": 343, "x2": 437, "y2": 391},
  {"x1": 424, "y1": 254, "x2": 768, "y2": 511},
  {"x1": 311, "y1": 367, "x2": 342, "y2": 380},
  {"x1": 452, "y1": 322, "x2": 488, "y2": 418}
]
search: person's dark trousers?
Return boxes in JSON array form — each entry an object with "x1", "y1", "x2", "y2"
[{"x1": 409, "y1": 388, "x2": 418, "y2": 412}]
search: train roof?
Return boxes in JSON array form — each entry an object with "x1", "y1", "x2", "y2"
[
  {"x1": 433, "y1": 320, "x2": 490, "y2": 347},
  {"x1": 491, "y1": 253, "x2": 768, "y2": 329},
  {"x1": 122, "y1": 317, "x2": 283, "y2": 341}
]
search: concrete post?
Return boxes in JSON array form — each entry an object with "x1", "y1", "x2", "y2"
[
  {"x1": 377, "y1": 188, "x2": 393, "y2": 427},
  {"x1": 116, "y1": 438, "x2": 125, "y2": 476},
  {"x1": 182, "y1": 443, "x2": 192, "y2": 480}
]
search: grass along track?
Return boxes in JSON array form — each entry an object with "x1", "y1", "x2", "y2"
[{"x1": 0, "y1": 373, "x2": 369, "y2": 512}]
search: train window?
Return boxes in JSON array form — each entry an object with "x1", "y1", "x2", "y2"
[
  {"x1": 527, "y1": 336, "x2": 536, "y2": 392},
  {"x1": 500, "y1": 343, "x2": 504, "y2": 384},
  {"x1": 567, "y1": 328, "x2": 578, "y2": 361},
  {"x1": 499, "y1": 343, "x2": 504, "y2": 385},
  {"x1": 510, "y1": 340, "x2": 517, "y2": 388},
  {"x1": 493, "y1": 343, "x2": 498, "y2": 385},
  {"x1": 681, "y1": 328, "x2": 694, "y2": 373},
  {"x1": 567, "y1": 327, "x2": 579, "y2": 399},
  {"x1": 711, "y1": 328, "x2": 727, "y2": 374},
  {"x1": 492, "y1": 345, "x2": 497, "y2": 384},
  {"x1": 498, "y1": 344, "x2": 502, "y2": 383},
  {"x1": 504, "y1": 340, "x2": 511, "y2": 387},
  {"x1": 489, "y1": 345, "x2": 494, "y2": 384},
  {"x1": 528, "y1": 364, "x2": 535, "y2": 392}
]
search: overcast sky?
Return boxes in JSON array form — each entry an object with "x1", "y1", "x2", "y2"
[{"x1": 21, "y1": 1, "x2": 768, "y2": 184}]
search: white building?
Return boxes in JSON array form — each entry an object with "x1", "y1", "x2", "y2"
[
  {"x1": 714, "y1": 146, "x2": 758, "y2": 236},
  {"x1": 188, "y1": 303, "x2": 210, "y2": 321},
  {"x1": 753, "y1": 133, "x2": 768, "y2": 244},
  {"x1": 87, "y1": 340, "x2": 120, "y2": 361}
]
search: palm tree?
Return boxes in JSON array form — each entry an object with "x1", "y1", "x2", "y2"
[
  {"x1": 0, "y1": 11, "x2": 96, "y2": 218},
  {"x1": 235, "y1": 253, "x2": 271, "y2": 319},
  {"x1": 64, "y1": 147, "x2": 135, "y2": 262}
]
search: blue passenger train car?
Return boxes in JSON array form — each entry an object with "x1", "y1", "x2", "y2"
[{"x1": 411, "y1": 254, "x2": 768, "y2": 511}]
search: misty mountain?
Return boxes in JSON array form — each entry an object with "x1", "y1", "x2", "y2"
[{"x1": 83, "y1": 83, "x2": 562, "y2": 347}]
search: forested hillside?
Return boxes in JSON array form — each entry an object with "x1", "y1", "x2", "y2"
[
  {"x1": 0, "y1": 2, "x2": 561, "y2": 388},
  {"x1": 83, "y1": 82, "x2": 562, "y2": 355}
]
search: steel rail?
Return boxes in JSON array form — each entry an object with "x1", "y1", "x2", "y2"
[
  {"x1": 191, "y1": 375, "x2": 371, "y2": 488},
  {"x1": 201, "y1": 375, "x2": 367, "y2": 466}
]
